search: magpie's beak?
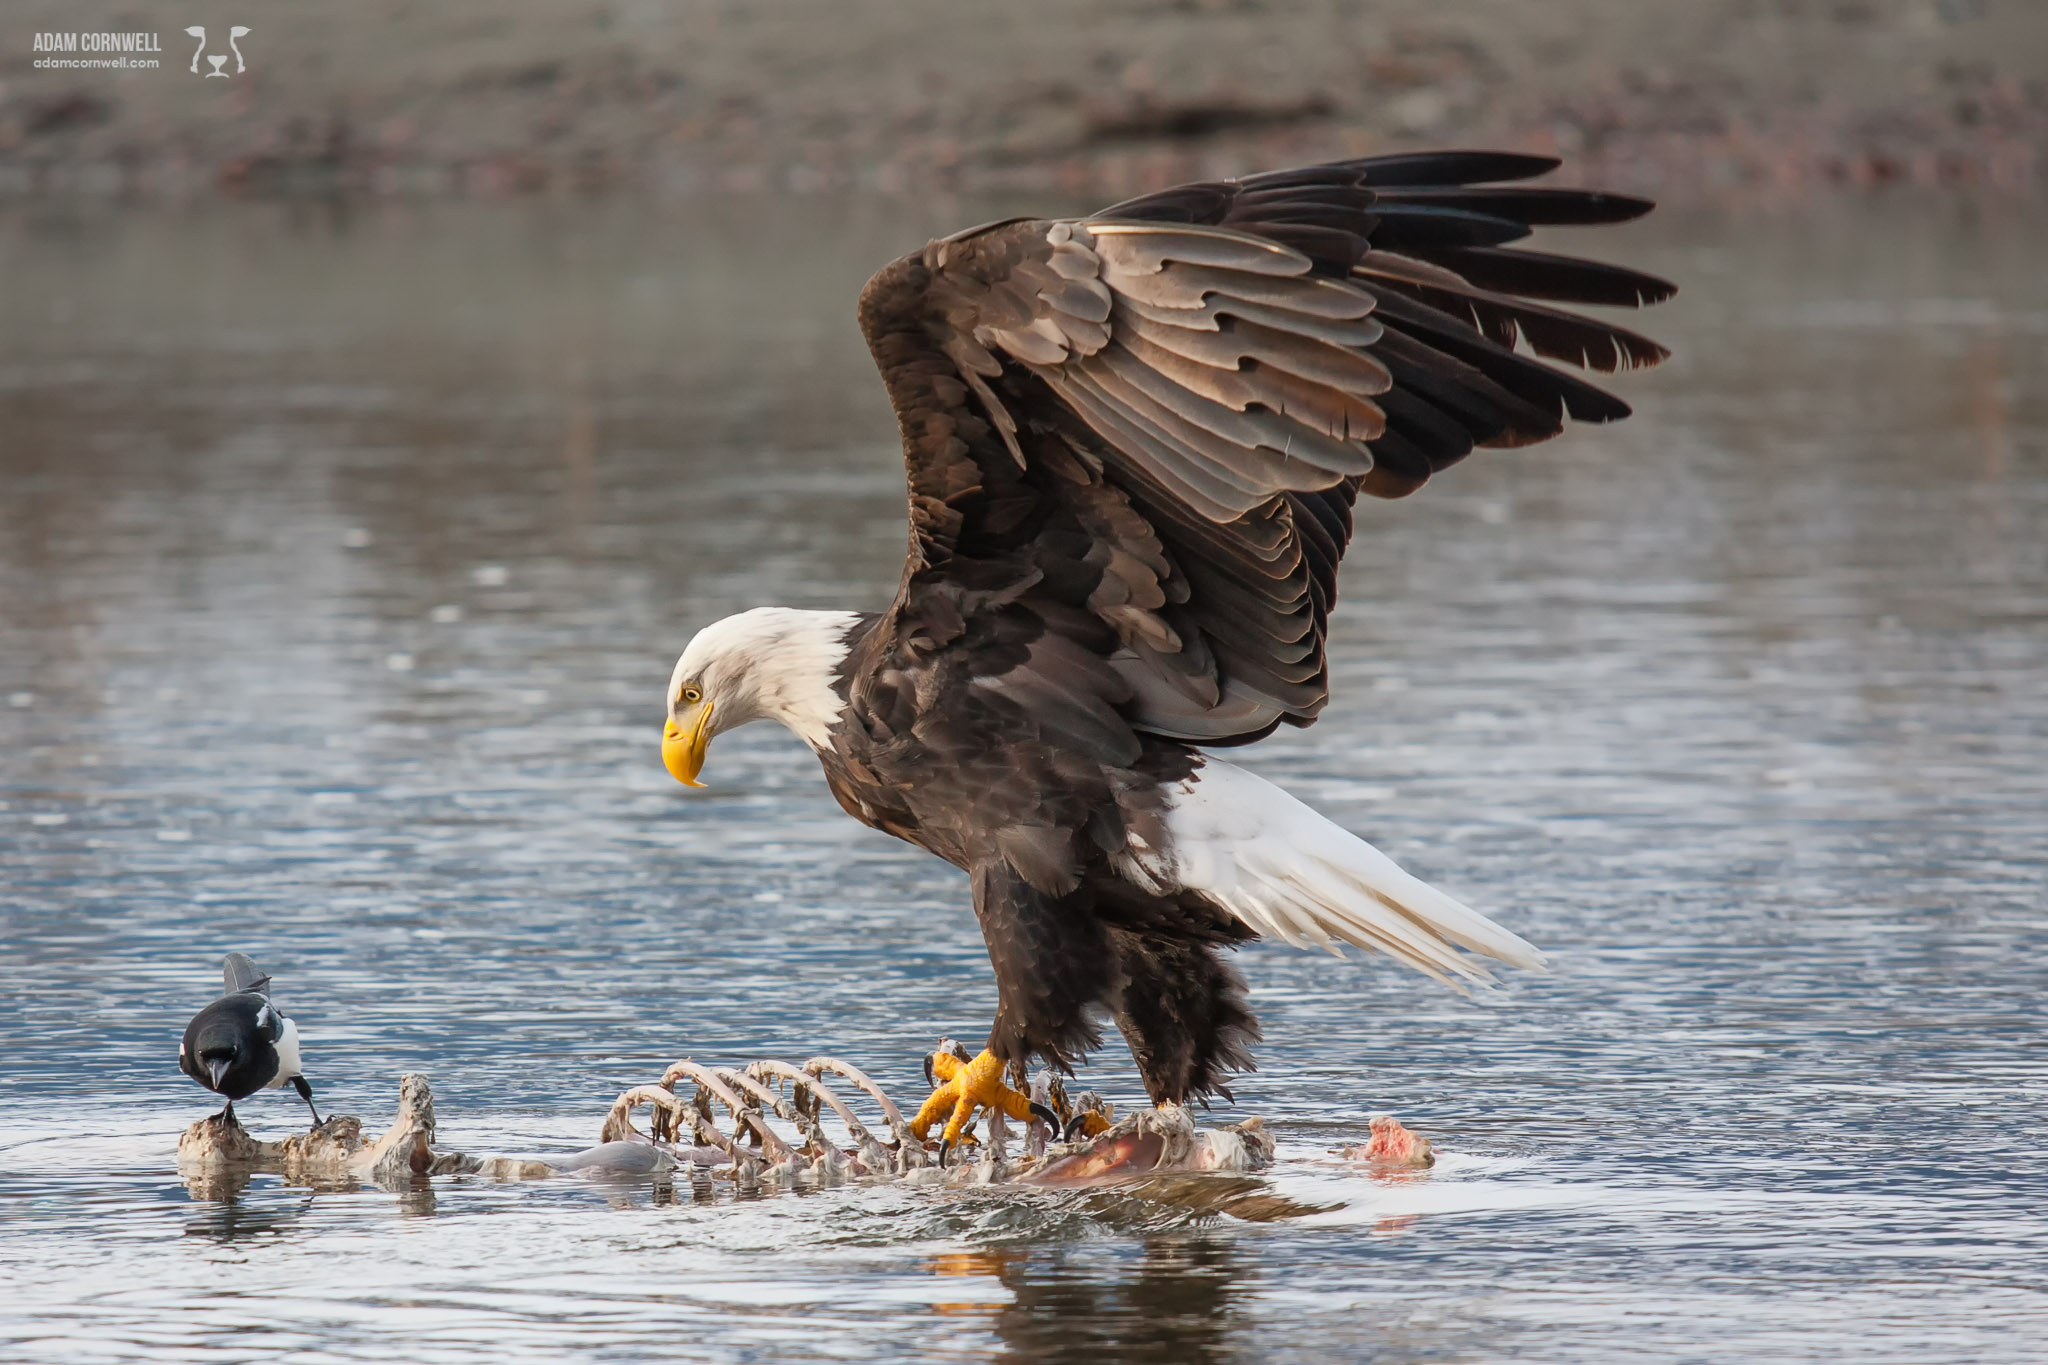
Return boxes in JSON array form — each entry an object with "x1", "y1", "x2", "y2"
[
  {"x1": 205, "y1": 1058, "x2": 229, "y2": 1090},
  {"x1": 662, "y1": 702, "x2": 713, "y2": 787}
]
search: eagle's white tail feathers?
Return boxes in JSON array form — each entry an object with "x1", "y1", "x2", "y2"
[{"x1": 1149, "y1": 759, "x2": 1546, "y2": 988}]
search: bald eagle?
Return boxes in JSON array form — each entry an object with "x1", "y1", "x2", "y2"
[{"x1": 662, "y1": 151, "x2": 1671, "y2": 1147}]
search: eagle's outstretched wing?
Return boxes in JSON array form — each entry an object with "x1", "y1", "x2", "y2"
[{"x1": 857, "y1": 151, "x2": 1672, "y2": 746}]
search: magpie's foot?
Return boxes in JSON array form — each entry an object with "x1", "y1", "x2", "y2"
[{"x1": 291, "y1": 1075, "x2": 324, "y2": 1129}]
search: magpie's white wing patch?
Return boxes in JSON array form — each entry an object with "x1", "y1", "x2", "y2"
[{"x1": 266, "y1": 1016, "x2": 303, "y2": 1085}]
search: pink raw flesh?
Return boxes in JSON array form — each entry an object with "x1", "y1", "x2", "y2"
[{"x1": 1343, "y1": 1114, "x2": 1433, "y2": 1169}]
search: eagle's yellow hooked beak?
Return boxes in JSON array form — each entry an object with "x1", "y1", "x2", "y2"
[{"x1": 662, "y1": 702, "x2": 713, "y2": 787}]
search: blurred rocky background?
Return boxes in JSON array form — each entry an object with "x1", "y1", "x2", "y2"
[{"x1": 1, "y1": 0, "x2": 2042, "y2": 197}]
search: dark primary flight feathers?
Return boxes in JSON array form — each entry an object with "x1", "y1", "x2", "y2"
[{"x1": 856, "y1": 150, "x2": 1673, "y2": 748}]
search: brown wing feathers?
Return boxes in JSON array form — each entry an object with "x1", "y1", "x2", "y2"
[
  {"x1": 1120, "y1": 152, "x2": 1675, "y2": 451},
  {"x1": 867, "y1": 150, "x2": 1671, "y2": 745},
  {"x1": 1041, "y1": 222, "x2": 1388, "y2": 522}
]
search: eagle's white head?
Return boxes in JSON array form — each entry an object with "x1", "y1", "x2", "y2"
[{"x1": 662, "y1": 607, "x2": 860, "y2": 785}]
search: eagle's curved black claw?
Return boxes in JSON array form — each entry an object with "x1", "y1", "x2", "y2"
[
  {"x1": 1029, "y1": 1100, "x2": 1059, "y2": 1130},
  {"x1": 922, "y1": 1037, "x2": 969, "y2": 1096}
]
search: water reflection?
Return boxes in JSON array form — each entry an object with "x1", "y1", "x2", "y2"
[
  {"x1": 181, "y1": 1183, "x2": 316, "y2": 1242},
  {"x1": 936, "y1": 1237, "x2": 1249, "y2": 1363}
]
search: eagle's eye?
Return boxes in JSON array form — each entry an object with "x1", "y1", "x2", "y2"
[{"x1": 680, "y1": 685, "x2": 703, "y2": 705}]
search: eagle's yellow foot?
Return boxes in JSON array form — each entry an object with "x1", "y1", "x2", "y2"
[
  {"x1": 1061, "y1": 1088, "x2": 1116, "y2": 1141},
  {"x1": 1066, "y1": 1110, "x2": 1115, "y2": 1141},
  {"x1": 910, "y1": 1046, "x2": 1058, "y2": 1164}
]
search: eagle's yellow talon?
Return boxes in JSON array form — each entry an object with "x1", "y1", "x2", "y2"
[{"x1": 910, "y1": 1048, "x2": 1038, "y2": 1147}]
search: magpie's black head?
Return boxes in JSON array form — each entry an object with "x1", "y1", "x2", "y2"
[{"x1": 179, "y1": 994, "x2": 281, "y2": 1101}]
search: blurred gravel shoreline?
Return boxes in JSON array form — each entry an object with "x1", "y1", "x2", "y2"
[{"x1": 2, "y1": 0, "x2": 2043, "y2": 199}]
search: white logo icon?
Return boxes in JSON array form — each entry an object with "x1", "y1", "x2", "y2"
[{"x1": 183, "y1": 25, "x2": 249, "y2": 78}]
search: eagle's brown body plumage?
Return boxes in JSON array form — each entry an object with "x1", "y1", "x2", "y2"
[{"x1": 667, "y1": 151, "x2": 1672, "y2": 1106}]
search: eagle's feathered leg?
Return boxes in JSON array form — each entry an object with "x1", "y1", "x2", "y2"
[{"x1": 1109, "y1": 931, "x2": 1261, "y2": 1107}]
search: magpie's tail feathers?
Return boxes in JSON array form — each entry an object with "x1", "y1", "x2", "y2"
[{"x1": 221, "y1": 952, "x2": 273, "y2": 997}]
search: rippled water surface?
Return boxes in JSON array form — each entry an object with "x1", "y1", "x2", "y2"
[{"x1": 2, "y1": 192, "x2": 2045, "y2": 1362}]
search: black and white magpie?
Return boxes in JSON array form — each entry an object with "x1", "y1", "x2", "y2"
[{"x1": 178, "y1": 952, "x2": 323, "y2": 1128}]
